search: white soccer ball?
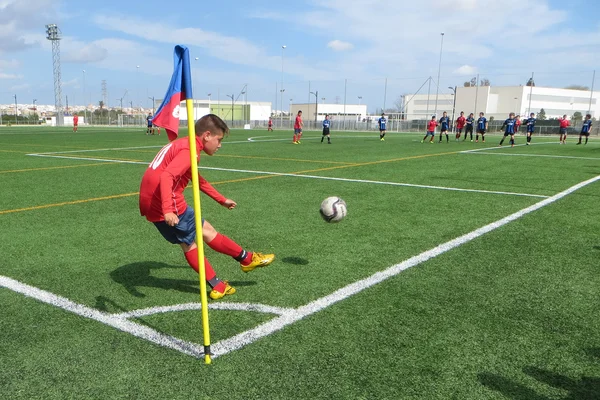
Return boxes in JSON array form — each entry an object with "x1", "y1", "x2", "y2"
[{"x1": 319, "y1": 196, "x2": 347, "y2": 223}]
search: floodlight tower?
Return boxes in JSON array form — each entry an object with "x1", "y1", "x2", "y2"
[{"x1": 46, "y1": 24, "x2": 64, "y2": 126}]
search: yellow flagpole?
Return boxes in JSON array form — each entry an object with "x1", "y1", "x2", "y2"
[{"x1": 186, "y1": 98, "x2": 212, "y2": 364}]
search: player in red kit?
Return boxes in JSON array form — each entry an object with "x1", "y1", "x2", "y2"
[
  {"x1": 293, "y1": 110, "x2": 303, "y2": 144},
  {"x1": 558, "y1": 115, "x2": 570, "y2": 144},
  {"x1": 455, "y1": 111, "x2": 466, "y2": 140},
  {"x1": 139, "y1": 114, "x2": 275, "y2": 300},
  {"x1": 421, "y1": 115, "x2": 437, "y2": 143},
  {"x1": 268, "y1": 117, "x2": 273, "y2": 132},
  {"x1": 73, "y1": 114, "x2": 79, "y2": 132}
]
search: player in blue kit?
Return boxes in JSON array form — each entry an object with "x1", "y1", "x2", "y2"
[
  {"x1": 476, "y1": 112, "x2": 487, "y2": 143},
  {"x1": 464, "y1": 112, "x2": 474, "y2": 141},
  {"x1": 321, "y1": 114, "x2": 332, "y2": 144},
  {"x1": 438, "y1": 111, "x2": 450, "y2": 143},
  {"x1": 146, "y1": 113, "x2": 154, "y2": 135},
  {"x1": 378, "y1": 113, "x2": 387, "y2": 141},
  {"x1": 499, "y1": 113, "x2": 517, "y2": 147},
  {"x1": 525, "y1": 112, "x2": 536, "y2": 145},
  {"x1": 577, "y1": 114, "x2": 593, "y2": 145}
]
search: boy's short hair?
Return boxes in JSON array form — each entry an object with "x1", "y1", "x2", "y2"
[
  {"x1": 530, "y1": 113, "x2": 535, "y2": 116},
  {"x1": 195, "y1": 114, "x2": 229, "y2": 137},
  {"x1": 298, "y1": 110, "x2": 302, "y2": 115},
  {"x1": 509, "y1": 112, "x2": 515, "y2": 117},
  {"x1": 586, "y1": 113, "x2": 592, "y2": 119}
]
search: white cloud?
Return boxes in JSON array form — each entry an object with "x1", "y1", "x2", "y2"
[
  {"x1": 92, "y1": 14, "x2": 336, "y2": 81},
  {"x1": 453, "y1": 65, "x2": 477, "y2": 75},
  {"x1": 63, "y1": 42, "x2": 109, "y2": 63},
  {"x1": 327, "y1": 40, "x2": 353, "y2": 52},
  {"x1": 0, "y1": 72, "x2": 21, "y2": 79}
]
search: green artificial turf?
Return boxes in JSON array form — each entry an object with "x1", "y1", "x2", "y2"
[{"x1": 1, "y1": 126, "x2": 599, "y2": 399}]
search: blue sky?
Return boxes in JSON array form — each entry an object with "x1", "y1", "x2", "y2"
[{"x1": 0, "y1": 0, "x2": 598, "y2": 112}]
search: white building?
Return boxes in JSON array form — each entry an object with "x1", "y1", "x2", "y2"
[
  {"x1": 170, "y1": 100, "x2": 272, "y2": 122},
  {"x1": 290, "y1": 103, "x2": 368, "y2": 122},
  {"x1": 404, "y1": 86, "x2": 599, "y2": 121}
]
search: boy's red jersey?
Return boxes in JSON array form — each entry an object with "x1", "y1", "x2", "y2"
[
  {"x1": 427, "y1": 120, "x2": 438, "y2": 131},
  {"x1": 456, "y1": 116, "x2": 466, "y2": 128},
  {"x1": 294, "y1": 116, "x2": 302, "y2": 129},
  {"x1": 139, "y1": 137, "x2": 226, "y2": 222},
  {"x1": 559, "y1": 118, "x2": 570, "y2": 128}
]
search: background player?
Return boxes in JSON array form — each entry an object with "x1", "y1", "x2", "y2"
[
  {"x1": 525, "y1": 112, "x2": 536, "y2": 145},
  {"x1": 439, "y1": 112, "x2": 450, "y2": 143},
  {"x1": 476, "y1": 112, "x2": 487, "y2": 143},
  {"x1": 421, "y1": 115, "x2": 437, "y2": 143},
  {"x1": 321, "y1": 114, "x2": 331, "y2": 143},
  {"x1": 378, "y1": 112, "x2": 387, "y2": 141},
  {"x1": 139, "y1": 114, "x2": 275, "y2": 300},
  {"x1": 559, "y1": 115, "x2": 570, "y2": 144},
  {"x1": 268, "y1": 117, "x2": 273, "y2": 132},
  {"x1": 577, "y1": 114, "x2": 593, "y2": 145},
  {"x1": 455, "y1": 111, "x2": 466, "y2": 141},
  {"x1": 73, "y1": 114, "x2": 79, "y2": 132},
  {"x1": 499, "y1": 112, "x2": 516, "y2": 147},
  {"x1": 514, "y1": 115, "x2": 522, "y2": 136},
  {"x1": 464, "y1": 112, "x2": 474, "y2": 141},
  {"x1": 293, "y1": 110, "x2": 303, "y2": 144},
  {"x1": 146, "y1": 113, "x2": 154, "y2": 135}
]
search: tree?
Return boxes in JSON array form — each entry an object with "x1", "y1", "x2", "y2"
[
  {"x1": 538, "y1": 108, "x2": 547, "y2": 121},
  {"x1": 572, "y1": 111, "x2": 583, "y2": 122},
  {"x1": 463, "y1": 77, "x2": 477, "y2": 87},
  {"x1": 565, "y1": 85, "x2": 589, "y2": 91},
  {"x1": 480, "y1": 78, "x2": 491, "y2": 86},
  {"x1": 393, "y1": 95, "x2": 404, "y2": 112},
  {"x1": 526, "y1": 77, "x2": 535, "y2": 87},
  {"x1": 98, "y1": 100, "x2": 105, "y2": 109}
]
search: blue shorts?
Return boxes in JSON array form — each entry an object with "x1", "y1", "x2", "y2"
[
  {"x1": 426, "y1": 131, "x2": 435, "y2": 136},
  {"x1": 294, "y1": 128, "x2": 302, "y2": 134},
  {"x1": 153, "y1": 206, "x2": 204, "y2": 245}
]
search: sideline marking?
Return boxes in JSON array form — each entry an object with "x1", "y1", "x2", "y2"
[
  {"x1": 463, "y1": 151, "x2": 600, "y2": 161},
  {"x1": 1, "y1": 174, "x2": 597, "y2": 359}
]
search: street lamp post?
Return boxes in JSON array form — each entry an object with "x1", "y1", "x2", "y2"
[
  {"x1": 449, "y1": 86, "x2": 457, "y2": 132},
  {"x1": 207, "y1": 93, "x2": 211, "y2": 115},
  {"x1": 14, "y1": 94, "x2": 18, "y2": 124},
  {"x1": 226, "y1": 94, "x2": 234, "y2": 126},
  {"x1": 281, "y1": 45, "x2": 286, "y2": 127},
  {"x1": 434, "y1": 32, "x2": 445, "y2": 122},
  {"x1": 358, "y1": 96, "x2": 362, "y2": 105},
  {"x1": 310, "y1": 91, "x2": 319, "y2": 123},
  {"x1": 33, "y1": 99, "x2": 37, "y2": 124},
  {"x1": 136, "y1": 65, "x2": 140, "y2": 111},
  {"x1": 82, "y1": 69, "x2": 87, "y2": 124},
  {"x1": 148, "y1": 97, "x2": 155, "y2": 115},
  {"x1": 514, "y1": 97, "x2": 519, "y2": 114}
]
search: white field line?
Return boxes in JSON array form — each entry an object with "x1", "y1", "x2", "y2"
[
  {"x1": 210, "y1": 173, "x2": 600, "y2": 358},
  {"x1": 0, "y1": 276, "x2": 205, "y2": 358},
  {"x1": 115, "y1": 302, "x2": 294, "y2": 319},
  {"x1": 463, "y1": 152, "x2": 600, "y2": 161},
  {"x1": 2, "y1": 174, "x2": 598, "y2": 359},
  {"x1": 460, "y1": 142, "x2": 554, "y2": 153},
  {"x1": 33, "y1": 145, "x2": 163, "y2": 155},
  {"x1": 26, "y1": 154, "x2": 548, "y2": 199}
]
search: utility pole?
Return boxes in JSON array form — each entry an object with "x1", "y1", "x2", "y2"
[{"x1": 14, "y1": 94, "x2": 18, "y2": 125}]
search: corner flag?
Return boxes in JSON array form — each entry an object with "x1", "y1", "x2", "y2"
[
  {"x1": 153, "y1": 45, "x2": 193, "y2": 141},
  {"x1": 156, "y1": 45, "x2": 212, "y2": 364}
]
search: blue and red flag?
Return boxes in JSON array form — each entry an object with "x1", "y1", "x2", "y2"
[{"x1": 152, "y1": 45, "x2": 193, "y2": 141}]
